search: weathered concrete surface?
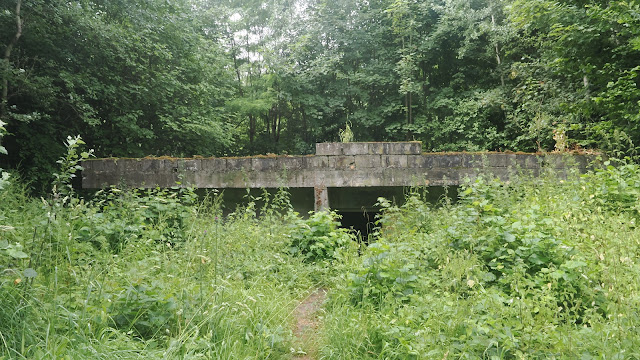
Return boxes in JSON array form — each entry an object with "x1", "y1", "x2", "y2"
[
  {"x1": 82, "y1": 143, "x2": 599, "y2": 191},
  {"x1": 316, "y1": 142, "x2": 422, "y2": 156}
]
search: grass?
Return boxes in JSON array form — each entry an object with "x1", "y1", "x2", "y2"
[{"x1": 2, "y1": 161, "x2": 640, "y2": 359}]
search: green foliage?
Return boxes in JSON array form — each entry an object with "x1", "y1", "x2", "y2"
[
  {"x1": 583, "y1": 159, "x2": 640, "y2": 215},
  {"x1": 2, "y1": 0, "x2": 236, "y2": 191},
  {"x1": 348, "y1": 239, "x2": 419, "y2": 306},
  {"x1": 81, "y1": 186, "x2": 197, "y2": 251},
  {"x1": 322, "y1": 168, "x2": 640, "y2": 358},
  {"x1": 0, "y1": 119, "x2": 9, "y2": 191},
  {"x1": 450, "y1": 177, "x2": 603, "y2": 319},
  {"x1": 288, "y1": 210, "x2": 353, "y2": 262},
  {"x1": 51, "y1": 135, "x2": 94, "y2": 203},
  {"x1": 0, "y1": 180, "x2": 328, "y2": 359},
  {"x1": 0, "y1": 281, "x2": 36, "y2": 356},
  {"x1": 4, "y1": 0, "x2": 640, "y2": 189},
  {"x1": 4, "y1": 162, "x2": 640, "y2": 358},
  {"x1": 108, "y1": 284, "x2": 178, "y2": 340},
  {"x1": 339, "y1": 121, "x2": 354, "y2": 143},
  {"x1": 0, "y1": 119, "x2": 7, "y2": 156}
]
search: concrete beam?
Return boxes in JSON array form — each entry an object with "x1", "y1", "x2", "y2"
[
  {"x1": 82, "y1": 144, "x2": 601, "y2": 210},
  {"x1": 82, "y1": 152, "x2": 599, "y2": 190}
]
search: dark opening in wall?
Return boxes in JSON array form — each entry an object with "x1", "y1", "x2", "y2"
[
  {"x1": 337, "y1": 210, "x2": 379, "y2": 241},
  {"x1": 331, "y1": 186, "x2": 459, "y2": 242},
  {"x1": 213, "y1": 187, "x2": 315, "y2": 216}
]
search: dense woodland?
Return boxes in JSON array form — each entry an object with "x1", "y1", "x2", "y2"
[
  {"x1": 0, "y1": 0, "x2": 639, "y2": 189},
  {"x1": 2, "y1": 1, "x2": 640, "y2": 358}
]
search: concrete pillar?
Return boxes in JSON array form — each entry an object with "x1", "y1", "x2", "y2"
[{"x1": 314, "y1": 185, "x2": 329, "y2": 211}]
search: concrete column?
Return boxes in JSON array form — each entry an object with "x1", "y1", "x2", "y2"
[{"x1": 314, "y1": 185, "x2": 329, "y2": 211}]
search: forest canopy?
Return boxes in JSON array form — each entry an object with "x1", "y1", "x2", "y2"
[{"x1": 1, "y1": 0, "x2": 639, "y2": 189}]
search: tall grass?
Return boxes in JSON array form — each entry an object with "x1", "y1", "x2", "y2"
[
  {"x1": 2, "y1": 160, "x2": 640, "y2": 359},
  {"x1": 319, "y1": 163, "x2": 640, "y2": 359},
  {"x1": 0, "y1": 181, "x2": 339, "y2": 359}
]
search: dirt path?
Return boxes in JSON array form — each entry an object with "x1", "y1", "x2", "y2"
[{"x1": 291, "y1": 288, "x2": 328, "y2": 360}]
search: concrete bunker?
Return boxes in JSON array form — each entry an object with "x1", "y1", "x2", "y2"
[{"x1": 82, "y1": 142, "x2": 599, "y2": 225}]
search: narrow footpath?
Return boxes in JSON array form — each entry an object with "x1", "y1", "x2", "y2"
[{"x1": 291, "y1": 288, "x2": 328, "y2": 360}]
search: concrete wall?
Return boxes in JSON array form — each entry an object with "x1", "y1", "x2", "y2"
[
  {"x1": 82, "y1": 150, "x2": 598, "y2": 190},
  {"x1": 81, "y1": 142, "x2": 599, "y2": 210}
]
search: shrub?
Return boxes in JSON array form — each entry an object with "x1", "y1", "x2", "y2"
[
  {"x1": 348, "y1": 239, "x2": 419, "y2": 306},
  {"x1": 107, "y1": 284, "x2": 178, "y2": 340},
  {"x1": 583, "y1": 159, "x2": 640, "y2": 215},
  {"x1": 78, "y1": 187, "x2": 197, "y2": 251},
  {"x1": 287, "y1": 211, "x2": 353, "y2": 262}
]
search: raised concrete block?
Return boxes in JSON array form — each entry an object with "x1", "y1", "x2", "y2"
[
  {"x1": 342, "y1": 143, "x2": 369, "y2": 155},
  {"x1": 382, "y1": 168, "x2": 419, "y2": 186},
  {"x1": 355, "y1": 155, "x2": 381, "y2": 168},
  {"x1": 162, "y1": 159, "x2": 178, "y2": 172},
  {"x1": 306, "y1": 156, "x2": 329, "y2": 169},
  {"x1": 140, "y1": 160, "x2": 161, "y2": 172},
  {"x1": 280, "y1": 157, "x2": 304, "y2": 170},
  {"x1": 317, "y1": 142, "x2": 422, "y2": 156},
  {"x1": 316, "y1": 143, "x2": 343, "y2": 156},
  {"x1": 460, "y1": 154, "x2": 484, "y2": 168},
  {"x1": 329, "y1": 155, "x2": 356, "y2": 169},
  {"x1": 435, "y1": 155, "x2": 462, "y2": 168},
  {"x1": 486, "y1": 153, "x2": 516, "y2": 168},
  {"x1": 515, "y1": 154, "x2": 538, "y2": 169},
  {"x1": 408, "y1": 155, "x2": 436, "y2": 169},
  {"x1": 180, "y1": 159, "x2": 201, "y2": 172},
  {"x1": 367, "y1": 143, "x2": 385, "y2": 154},
  {"x1": 82, "y1": 147, "x2": 597, "y2": 194},
  {"x1": 382, "y1": 155, "x2": 408, "y2": 168},
  {"x1": 382, "y1": 142, "x2": 422, "y2": 155}
]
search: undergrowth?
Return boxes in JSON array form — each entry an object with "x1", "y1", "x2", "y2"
[
  {"x1": 321, "y1": 162, "x2": 640, "y2": 359},
  {"x1": 2, "y1": 152, "x2": 640, "y2": 359}
]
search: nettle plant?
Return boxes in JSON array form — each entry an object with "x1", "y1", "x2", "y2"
[
  {"x1": 75, "y1": 186, "x2": 197, "y2": 252},
  {"x1": 449, "y1": 176, "x2": 603, "y2": 317},
  {"x1": 583, "y1": 159, "x2": 640, "y2": 216},
  {"x1": 107, "y1": 283, "x2": 178, "y2": 340},
  {"x1": 51, "y1": 135, "x2": 94, "y2": 204},
  {"x1": 288, "y1": 211, "x2": 353, "y2": 262},
  {"x1": 348, "y1": 239, "x2": 420, "y2": 306}
]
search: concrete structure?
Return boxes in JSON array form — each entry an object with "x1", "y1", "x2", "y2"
[{"x1": 82, "y1": 142, "x2": 598, "y2": 210}]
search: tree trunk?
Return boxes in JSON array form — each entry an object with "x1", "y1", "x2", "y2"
[
  {"x1": 1, "y1": 0, "x2": 22, "y2": 120},
  {"x1": 300, "y1": 105, "x2": 308, "y2": 143},
  {"x1": 249, "y1": 115, "x2": 256, "y2": 144},
  {"x1": 491, "y1": 14, "x2": 505, "y2": 87},
  {"x1": 275, "y1": 108, "x2": 281, "y2": 143}
]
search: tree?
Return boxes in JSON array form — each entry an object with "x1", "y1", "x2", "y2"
[
  {"x1": 0, "y1": 0, "x2": 236, "y2": 189},
  {"x1": 507, "y1": 0, "x2": 640, "y2": 155}
]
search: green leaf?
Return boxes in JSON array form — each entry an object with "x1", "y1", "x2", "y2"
[
  {"x1": 563, "y1": 260, "x2": 587, "y2": 269},
  {"x1": 23, "y1": 268, "x2": 38, "y2": 278},
  {"x1": 7, "y1": 248, "x2": 29, "y2": 259},
  {"x1": 504, "y1": 232, "x2": 516, "y2": 243}
]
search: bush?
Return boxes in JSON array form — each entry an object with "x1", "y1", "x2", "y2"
[
  {"x1": 348, "y1": 239, "x2": 419, "y2": 306},
  {"x1": 287, "y1": 211, "x2": 353, "y2": 262},
  {"x1": 107, "y1": 284, "x2": 178, "y2": 340},
  {"x1": 583, "y1": 159, "x2": 640, "y2": 215},
  {"x1": 77, "y1": 187, "x2": 197, "y2": 251}
]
